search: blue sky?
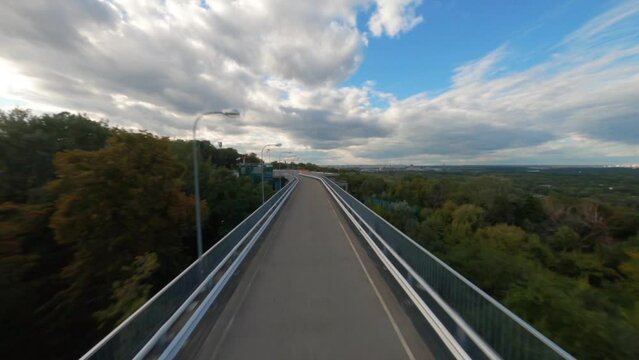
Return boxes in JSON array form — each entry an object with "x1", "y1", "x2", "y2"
[
  {"x1": 348, "y1": 0, "x2": 615, "y2": 99},
  {"x1": 1, "y1": 0, "x2": 638, "y2": 165}
]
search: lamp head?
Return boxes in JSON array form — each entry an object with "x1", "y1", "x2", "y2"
[
  {"x1": 201, "y1": 109, "x2": 240, "y2": 117},
  {"x1": 222, "y1": 109, "x2": 241, "y2": 117}
]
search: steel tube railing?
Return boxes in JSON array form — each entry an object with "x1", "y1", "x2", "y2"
[
  {"x1": 309, "y1": 173, "x2": 574, "y2": 360},
  {"x1": 81, "y1": 176, "x2": 298, "y2": 360}
]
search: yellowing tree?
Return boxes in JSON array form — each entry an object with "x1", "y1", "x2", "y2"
[{"x1": 47, "y1": 131, "x2": 198, "y2": 330}]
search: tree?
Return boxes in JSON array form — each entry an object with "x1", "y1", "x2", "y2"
[
  {"x1": 168, "y1": 140, "x2": 265, "y2": 255},
  {"x1": 200, "y1": 167, "x2": 264, "y2": 246},
  {"x1": 0, "y1": 109, "x2": 111, "y2": 202},
  {"x1": 0, "y1": 110, "x2": 274, "y2": 359},
  {"x1": 505, "y1": 273, "x2": 639, "y2": 360},
  {"x1": 0, "y1": 202, "x2": 50, "y2": 357},
  {"x1": 359, "y1": 177, "x2": 387, "y2": 198},
  {"x1": 0, "y1": 109, "x2": 112, "y2": 358},
  {"x1": 426, "y1": 201, "x2": 456, "y2": 245},
  {"x1": 550, "y1": 226, "x2": 581, "y2": 252},
  {"x1": 474, "y1": 224, "x2": 529, "y2": 253},
  {"x1": 44, "y1": 131, "x2": 197, "y2": 356},
  {"x1": 607, "y1": 208, "x2": 639, "y2": 239},
  {"x1": 445, "y1": 238, "x2": 537, "y2": 299},
  {"x1": 94, "y1": 253, "x2": 160, "y2": 328},
  {"x1": 194, "y1": 140, "x2": 241, "y2": 168},
  {"x1": 449, "y1": 204, "x2": 485, "y2": 243},
  {"x1": 457, "y1": 176, "x2": 521, "y2": 224},
  {"x1": 339, "y1": 170, "x2": 639, "y2": 360},
  {"x1": 577, "y1": 201, "x2": 612, "y2": 248}
]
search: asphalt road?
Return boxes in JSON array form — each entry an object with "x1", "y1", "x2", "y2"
[{"x1": 178, "y1": 176, "x2": 433, "y2": 360}]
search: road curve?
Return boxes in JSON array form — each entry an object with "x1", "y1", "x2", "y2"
[{"x1": 177, "y1": 176, "x2": 433, "y2": 360}]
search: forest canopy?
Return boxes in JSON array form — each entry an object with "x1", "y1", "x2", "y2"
[
  {"x1": 0, "y1": 109, "x2": 268, "y2": 359},
  {"x1": 339, "y1": 169, "x2": 639, "y2": 360}
]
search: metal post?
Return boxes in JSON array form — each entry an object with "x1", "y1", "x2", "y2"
[
  {"x1": 261, "y1": 145, "x2": 267, "y2": 204},
  {"x1": 261, "y1": 143, "x2": 281, "y2": 204},
  {"x1": 192, "y1": 110, "x2": 239, "y2": 258},
  {"x1": 193, "y1": 115, "x2": 205, "y2": 259}
]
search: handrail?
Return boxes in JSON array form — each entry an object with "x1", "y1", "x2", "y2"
[
  {"x1": 159, "y1": 177, "x2": 298, "y2": 359},
  {"x1": 308, "y1": 173, "x2": 574, "y2": 360},
  {"x1": 135, "y1": 177, "x2": 298, "y2": 359},
  {"x1": 310, "y1": 174, "x2": 492, "y2": 359},
  {"x1": 81, "y1": 176, "x2": 298, "y2": 360},
  {"x1": 302, "y1": 173, "x2": 472, "y2": 360}
]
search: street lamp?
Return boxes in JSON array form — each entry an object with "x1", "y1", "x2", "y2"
[
  {"x1": 278, "y1": 151, "x2": 295, "y2": 170},
  {"x1": 261, "y1": 143, "x2": 282, "y2": 203},
  {"x1": 287, "y1": 154, "x2": 298, "y2": 170},
  {"x1": 193, "y1": 109, "x2": 240, "y2": 258}
]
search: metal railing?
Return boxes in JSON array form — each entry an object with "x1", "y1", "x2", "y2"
[
  {"x1": 309, "y1": 173, "x2": 574, "y2": 360},
  {"x1": 81, "y1": 176, "x2": 298, "y2": 360}
]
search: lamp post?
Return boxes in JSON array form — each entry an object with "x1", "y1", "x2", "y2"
[
  {"x1": 193, "y1": 109, "x2": 239, "y2": 258},
  {"x1": 278, "y1": 151, "x2": 295, "y2": 170},
  {"x1": 261, "y1": 143, "x2": 281, "y2": 203},
  {"x1": 287, "y1": 154, "x2": 298, "y2": 170},
  {"x1": 292, "y1": 156, "x2": 300, "y2": 171}
]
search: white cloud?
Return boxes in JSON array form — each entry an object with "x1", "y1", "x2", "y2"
[
  {"x1": 1, "y1": 0, "x2": 638, "y2": 165},
  {"x1": 452, "y1": 47, "x2": 506, "y2": 87},
  {"x1": 0, "y1": 1, "x2": 372, "y2": 145},
  {"x1": 341, "y1": 1, "x2": 639, "y2": 165},
  {"x1": 560, "y1": 0, "x2": 639, "y2": 48},
  {"x1": 0, "y1": 59, "x2": 34, "y2": 100},
  {"x1": 368, "y1": 0, "x2": 423, "y2": 37}
]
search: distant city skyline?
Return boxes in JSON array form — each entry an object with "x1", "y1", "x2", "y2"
[{"x1": 1, "y1": 0, "x2": 638, "y2": 165}]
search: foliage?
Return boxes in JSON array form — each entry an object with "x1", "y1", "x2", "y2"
[
  {"x1": 0, "y1": 109, "x2": 111, "y2": 202},
  {"x1": 94, "y1": 253, "x2": 160, "y2": 328},
  {"x1": 168, "y1": 140, "x2": 266, "y2": 252},
  {"x1": 287, "y1": 162, "x2": 338, "y2": 172},
  {"x1": 339, "y1": 168, "x2": 639, "y2": 360},
  {"x1": 39, "y1": 131, "x2": 195, "y2": 355},
  {"x1": 0, "y1": 110, "x2": 267, "y2": 359},
  {"x1": 0, "y1": 109, "x2": 110, "y2": 358}
]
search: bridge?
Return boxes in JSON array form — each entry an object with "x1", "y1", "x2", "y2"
[{"x1": 81, "y1": 173, "x2": 575, "y2": 360}]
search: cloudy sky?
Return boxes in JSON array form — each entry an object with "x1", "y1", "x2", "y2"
[{"x1": 1, "y1": 0, "x2": 638, "y2": 165}]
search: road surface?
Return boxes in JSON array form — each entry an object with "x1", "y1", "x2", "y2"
[{"x1": 178, "y1": 176, "x2": 433, "y2": 359}]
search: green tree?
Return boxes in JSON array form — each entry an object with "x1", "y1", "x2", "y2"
[
  {"x1": 0, "y1": 110, "x2": 111, "y2": 358},
  {"x1": 243, "y1": 152, "x2": 261, "y2": 163},
  {"x1": 168, "y1": 140, "x2": 265, "y2": 254},
  {"x1": 201, "y1": 167, "x2": 264, "y2": 245},
  {"x1": 446, "y1": 239, "x2": 537, "y2": 298},
  {"x1": 0, "y1": 109, "x2": 111, "y2": 202},
  {"x1": 505, "y1": 273, "x2": 639, "y2": 360},
  {"x1": 0, "y1": 202, "x2": 52, "y2": 356},
  {"x1": 425, "y1": 201, "x2": 456, "y2": 245},
  {"x1": 44, "y1": 131, "x2": 197, "y2": 356},
  {"x1": 549, "y1": 225, "x2": 581, "y2": 252},
  {"x1": 607, "y1": 208, "x2": 639, "y2": 239},
  {"x1": 474, "y1": 224, "x2": 529, "y2": 253},
  {"x1": 0, "y1": 109, "x2": 276, "y2": 359},
  {"x1": 359, "y1": 177, "x2": 387, "y2": 198},
  {"x1": 340, "y1": 170, "x2": 639, "y2": 360},
  {"x1": 449, "y1": 204, "x2": 485, "y2": 243},
  {"x1": 94, "y1": 253, "x2": 160, "y2": 328}
]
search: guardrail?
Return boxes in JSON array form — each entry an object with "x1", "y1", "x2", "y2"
[
  {"x1": 306, "y1": 173, "x2": 574, "y2": 360},
  {"x1": 81, "y1": 176, "x2": 299, "y2": 360}
]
